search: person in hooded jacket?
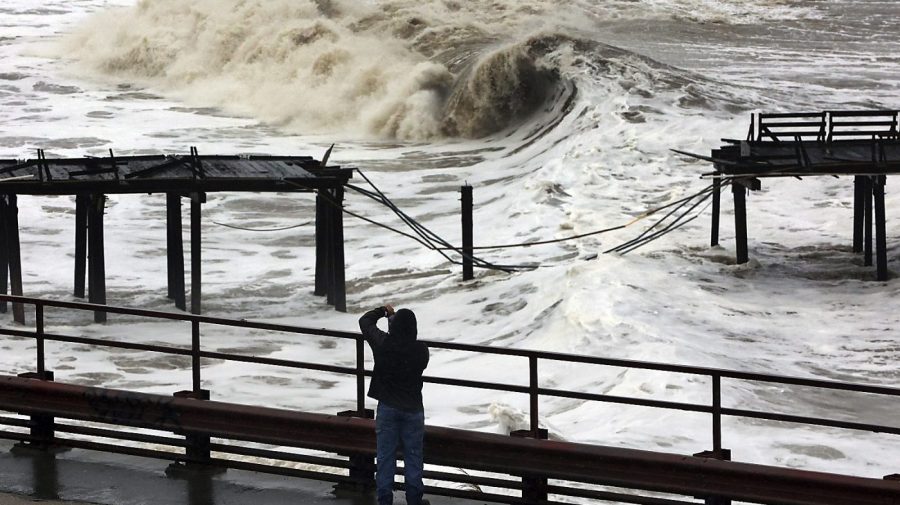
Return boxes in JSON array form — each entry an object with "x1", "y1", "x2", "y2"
[{"x1": 359, "y1": 304, "x2": 430, "y2": 505}]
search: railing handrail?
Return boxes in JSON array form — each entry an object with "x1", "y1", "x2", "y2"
[
  {"x1": 2, "y1": 294, "x2": 898, "y2": 397},
  {"x1": 1, "y1": 293, "x2": 899, "y2": 456}
]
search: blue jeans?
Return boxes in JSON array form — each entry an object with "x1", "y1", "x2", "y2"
[{"x1": 375, "y1": 403, "x2": 425, "y2": 505}]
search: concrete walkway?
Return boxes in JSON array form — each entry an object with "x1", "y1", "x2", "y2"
[{"x1": 0, "y1": 441, "x2": 489, "y2": 505}]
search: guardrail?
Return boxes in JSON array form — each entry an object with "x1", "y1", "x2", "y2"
[{"x1": 1, "y1": 294, "x2": 899, "y2": 504}]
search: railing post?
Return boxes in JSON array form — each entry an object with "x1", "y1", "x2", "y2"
[
  {"x1": 529, "y1": 355, "x2": 539, "y2": 435},
  {"x1": 356, "y1": 335, "x2": 365, "y2": 415},
  {"x1": 15, "y1": 302, "x2": 56, "y2": 449},
  {"x1": 712, "y1": 374, "x2": 721, "y2": 452},
  {"x1": 36, "y1": 304, "x2": 45, "y2": 376},
  {"x1": 167, "y1": 388, "x2": 217, "y2": 477},
  {"x1": 335, "y1": 410, "x2": 375, "y2": 494},
  {"x1": 510, "y1": 354, "x2": 548, "y2": 504},
  {"x1": 167, "y1": 319, "x2": 217, "y2": 475},
  {"x1": 336, "y1": 334, "x2": 375, "y2": 494},
  {"x1": 694, "y1": 373, "x2": 731, "y2": 505},
  {"x1": 511, "y1": 427, "x2": 549, "y2": 504},
  {"x1": 191, "y1": 320, "x2": 201, "y2": 395}
]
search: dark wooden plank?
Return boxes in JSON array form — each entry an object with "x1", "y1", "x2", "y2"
[
  {"x1": 332, "y1": 186, "x2": 346, "y2": 313},
  {"x1": 874, "y1": 176, "x2": 888, "y2": 281},
  {"x1": 864, "y1": 177, "x2": 873, "y2": 267},
  {"x1": 314, "y1": 194, "x2": 326, "y2": 297},
  {"x1": 732, "y1": 184, "x2": 748, "y2": 264},
  {"x1": 87, "y1": 194, "x2": 107, "y2": 323},
  {"x1": 190, "y1": 193, "x2": 202, "y2": 315},
  {"x1": 73, "y1": 194, "x2": 87, "y2": 298},
  {"x1": 6, "y1": 195, "x2": 24, "y2": 323},
  {"x1": 853, "y1": 176, "x2": 864, "y2": 253},
  {"x1": 0, "y1": 197, "x2": 7, "y2": 314}
]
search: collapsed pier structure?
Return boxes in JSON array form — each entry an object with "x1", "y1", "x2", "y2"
[
  {"x1": 703, "y1": 110, "x2": 900, "y2": 280},
  {"x1": 0, "y1": 150, "x2": 354, "y2": 323}
]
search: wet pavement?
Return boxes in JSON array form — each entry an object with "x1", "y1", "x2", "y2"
[{"x1": 0, "y1": 441, "x2": 488, "y2": 505}]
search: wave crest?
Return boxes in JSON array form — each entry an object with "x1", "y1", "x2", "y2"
[{"x1": 57, "y1": 0, "x2": 784, "y2": 139}]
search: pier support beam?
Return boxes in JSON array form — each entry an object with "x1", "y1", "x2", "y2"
[
  {"x1": 0, "y1": 196, "x2": 7, "y2": 314},
  {"x1": 314, "y1": 193, "x2": 327, "y2": 297},
  {"x1": 331, "y1": 186, "x2": 346, "y2": 313},
  {"x1": 2, "y1": 195, "x2": 24, "y2": 323},
  {"x1": 73, "y1": 194, "x2": 88, "y2": 299},
  {"x1": 313, "y1": 187, "x2": 346, "y2": 312},
  {"x1": 190, "y1": 193, "x2": 205, "y2": 315},
  {"x1": 874, "y1": 176, "x2": 888, "y2": 281},
  {"x1": 711, "y1": 176, "x2": 721, "y2": 247},
  {"x1": 87, "y1": 194, "x2": 106, "y2": 323},
  {"x1": 732, "y1": 182, "x2": 749, "y2": 264},
  {"x1": 461, "y1": 185, "x2": 474, "y2": 280},
  {"x1": 864, "y1": 176, "x2": 873, "y2": 267},
  {"x1": 853, "y1": 176, "x2": 864, "y2": 253},
  {"x1": 167, "y1": 194, "x2": 186, "y2": 311}
]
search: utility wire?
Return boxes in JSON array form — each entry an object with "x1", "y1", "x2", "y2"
[
  {"x1": 286, "y1": 177, "x2": 532, "y2": 272},
  {"x1": 617, "y1": 190, "x2": 716, "y2": 255},
  {"x1": 283, "y1": 168, "x2": 729, "y2": 272},
  {"x1": 211, "y1": 220, "x2": 311, "y2": 232},
  {"x1": 608, "y1": 178, "x2": 731, "y2": 254},
  {"x1": 605, "y1": 183, "x2": 716, "y2": 254},
  {"x1": 349, "y1": 170, "x2": 526, "y2": 272}
]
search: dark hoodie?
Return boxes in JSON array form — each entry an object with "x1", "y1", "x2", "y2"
[{"x1": 359, "y1": 306, "x2": 430, "y2": 412}]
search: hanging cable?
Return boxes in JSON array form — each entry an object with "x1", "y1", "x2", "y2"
[
  {"x1": 617, "y1": 189, "x2": 717, "y2": 255},
  {"x1": 285, "y1": 178, "x2": 533, "y2": 272},
  {"x1": 605, "y1": 182, "x2": 719, "y2": 254},
  {"x1": 284, "y1": 168, "x2": 730, "y2": 272},
  {"x1": 349, "y1": 170, "x2": 527, "y2": 272},
  {"x1": 210, "y1": 220, "x2": 311, "y2": 232}
]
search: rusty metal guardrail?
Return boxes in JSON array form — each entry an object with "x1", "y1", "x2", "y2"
[
  {"x1": 0, "y1": 294, "x2": 899, "y2": 504},
  {"x1": 0, "y1": 376, "x2": 899, "y2": 505}
]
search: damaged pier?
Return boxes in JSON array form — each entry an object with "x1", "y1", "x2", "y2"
[
  {"x1": 703, "y1": 110, "x2": 900, "y2": 280},
  {"x1": 0, "y1": 149, "x2": 354, "y2": 323}
]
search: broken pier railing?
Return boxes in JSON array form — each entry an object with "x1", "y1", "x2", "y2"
[
  {"x1": 704, "y1": 110, "x2": 900, "y2": 280},
  {"x1": 0, "y1": 294, "x2": 899, "y2": 505}
]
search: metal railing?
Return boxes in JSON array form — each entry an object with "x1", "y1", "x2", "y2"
[{"x1": 1, "y1": 294, "x2": 900, "y2": 504}]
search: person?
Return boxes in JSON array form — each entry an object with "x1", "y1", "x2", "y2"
[{"x1": 359, "y1": 304, "x2": 430, "y2": 505}]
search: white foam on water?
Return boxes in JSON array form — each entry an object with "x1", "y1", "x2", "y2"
[{"x1": 0, "y1": 0, "x2": 898, "y2": 492}]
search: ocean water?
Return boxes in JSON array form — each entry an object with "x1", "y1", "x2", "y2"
[{"x1": 1, "y1": 0, "x2": 899, "y2": 495}]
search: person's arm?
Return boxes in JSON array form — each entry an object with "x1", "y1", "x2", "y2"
[{"x1": 359, "y1": 304, "x2": 394, "y2": 346}]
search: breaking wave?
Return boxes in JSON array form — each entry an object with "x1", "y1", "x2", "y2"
[{"x1": 56, "y1": 0, "x2": 808, "y2": 140}]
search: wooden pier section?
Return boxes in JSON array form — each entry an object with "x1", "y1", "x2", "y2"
[
  {"x1": 0, "y1": 150, "x2": 354, "y2": 323},
  {"x1": 705, "y1": 110, "x2": 900, "y2": 280}
]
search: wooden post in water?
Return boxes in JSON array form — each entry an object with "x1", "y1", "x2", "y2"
[
  {"x1": 190, "y1": 192, "x2": 204, "y2": 315},
  {"x1": 87, "y1": 194, "x2": 106, "y2": 323},
  {"x1": 331, "y1": 186, "x2": 346, "y2": 313},
  {"x1": 710, "y1": 176, "x2": 721, "y2": 247},
  {"x1": 0, "y1": 196, "x2": 7, "y2": 314},
  {"x1": 73, "y1": 194, "x2": 88, "y2": 298},
  {"x1": 874, "y1": 175, "x2": 888, "y2": 281},
  {"x1": 732, "y1": 183, "x2": 748, "y2": 264},
  {"x1": 166, "y1": 194, "x2": 186, "y2": 311},
  {"x1": 314, "y1": 192, "x2": 327, "y2": 297},
  {"x1": 853, "y1": 176, "x2": 864, "y2": 253},
  {"x1": 864, "y1": 176, "x2": 873, "y2": 267},
  {"x1": 461, "y1": 185, "x2": 474, "y2": 280},
  {"x1": 323, "y1": 190, "x2": 335, "y2": 307},
  {"x1": 5, "y1": 195, "x2": 24, "y2": 323}
]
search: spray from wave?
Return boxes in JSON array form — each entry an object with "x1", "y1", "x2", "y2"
[{"x1": 56, "y1": 0, "x2": 810, "y2": 140}]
